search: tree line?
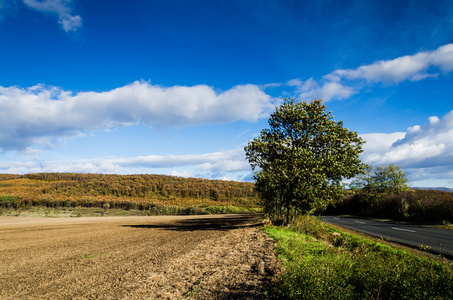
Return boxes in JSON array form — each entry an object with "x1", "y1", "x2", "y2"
[
  {"x1": 23, "y1": 173, "x2": 257, "y2": 201},
  {"x1": 0, "y1": 173, "x2": 259, "y2": 210}
]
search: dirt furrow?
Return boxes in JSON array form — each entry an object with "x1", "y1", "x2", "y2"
[{"x1": 0, "y1": 214, "x2": 278, "y2": 299}]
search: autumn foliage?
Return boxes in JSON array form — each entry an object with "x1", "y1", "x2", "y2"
[{"x1": 0, "y1": 173, "x2": 259, "y2": 211}]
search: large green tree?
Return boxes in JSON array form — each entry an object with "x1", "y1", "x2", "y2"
[
  {"x1": 245, "y1": 98, "x2": 366, "y2": 223},
  {"x1": 350, "y1": 164, "x2": 410, "y2": 193}
]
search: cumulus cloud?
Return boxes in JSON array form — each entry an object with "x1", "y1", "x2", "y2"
[
  {"x1": 286, "y1": 78, "x2": 355, "y2": 102},
  {"x1": 360, "y1": 132, "x2": 406, "y2": 156},
  {"x1": 360, "y1": 110, "x2": 453, "y2": 184},
  {"x1": 290, "y1": 44, "x2": 453, "y2": 102},
  {"x1": 22, "y1": 0, "x2": 82, "y2": 32},
  {"x1": 328, "y1": 43, "x2": 453, "y2": 84},
  {"x1": 0, "y1": 148, "x2": 251, "y2": 180},
  {"x1": 328, "y1": 53, "x2": 432, "y2": 84},
  {"x1": 0, "y1": 81, "x2": 275, "y2": 152},
  {"x1": 121, "y1": 149, "x2": 250, "y2": 172}
]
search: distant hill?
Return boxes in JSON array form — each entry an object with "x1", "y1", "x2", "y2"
[
  {"x1": 0, "y1": 173, "x2": 259, "y2": 210},
  {"x1": 413, "y1": 187, "x2": 453, "y2": 193}
]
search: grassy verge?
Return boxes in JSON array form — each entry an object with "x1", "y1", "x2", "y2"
[
  {"x1": 264, "y1": 215, "x2": 453, "y2": 299},
  {"x1": 204, "y1": 205, "x2": 262, "y2": 214}
]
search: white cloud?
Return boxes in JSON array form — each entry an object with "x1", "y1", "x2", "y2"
[
  {"x1": 170, "y1": 170, "x2": 193, "y2": 178},
  {"x1": 360, "y1": 132, "x2": 406, "y2": 155},
  {"x1": 0, "y1": 82, "x2": 275, "y2": 151},
  {"x1": 119, "y1": 148, "x2": 249, "y2": 172},
  {"x1": 260, "y1": 82, "x2": 282, "y2": 89},
  {"x1": 290, "y1": 43, "x2": 453, "y2": 102},
  {"x1": 286, "y1": 78, "x2": 304, "y2": 87},
  {"x1": 287, "y1": 78, "x2": 355, "y2": 102},
  {"x1": 360, "y1": 110, "x2": 453, "y2": 185},
  {"x1": 428, "y1": 116, "x2": 440, "y2": 125},
  {"x1": 330, "y1": 53, "x2": 431, "y2": 84},
  {"x1": 59, "y1": 13, "x2": 81, "y2": 31},
  {"x1": 328, "y1": 43, "x2": 453, "y2": 85},
  {"x1": 370, "y1": 143, "x2": 447, "y2": 166},
  {"x1": 313, "y1": 81, "x2": 355, "y2": 101},
  {"x1": 0, "y1": 148, "x2": 251, "y2": 180},
  {"x1": 430, "y1": 44, "x2": 453, "y2": 73},
  {"x1": 22, "y1": 0, "x2": 82, "y2": 32}
]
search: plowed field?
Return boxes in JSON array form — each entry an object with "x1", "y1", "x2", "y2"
[{"x1": 0, "y1": 214, "x2": 278, "y2": 299}]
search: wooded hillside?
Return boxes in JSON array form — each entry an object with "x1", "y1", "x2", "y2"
[{"x1": 0, "y1": 173, "x2": 259, "y2": 210}]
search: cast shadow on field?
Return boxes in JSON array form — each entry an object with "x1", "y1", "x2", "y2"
[
  {"x1": 213, "y1": 280, "x2": 276, "y2": 300},
  {"x1": 122, "y1": 214, "x2": 264, "y2": 232}
]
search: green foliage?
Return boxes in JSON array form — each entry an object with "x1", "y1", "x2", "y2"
[
  {"x1": 326, "y1": 189, "x2": 453, "y2": 224},
  {"x1": 0, "y1": 174, "x2": 20, "y2": 181},
  {"x1": 0, "y1": 196, "x2": 21, "y2": 209},
  {"x1": 245, "y1": 98, "x2": 366, "y2": 224},
  {"x1": 265, "y1": 215, "x2": 453, "y2": 299},
  {"x1": 374, "y1": 164, "x2": 410, "y2": 193},
  {"x1": 204, "y1": 205, "x2": 261, "y2": 214},
  {"x1": 350, "y1": 164, "x2": 410, "y2": 193}
]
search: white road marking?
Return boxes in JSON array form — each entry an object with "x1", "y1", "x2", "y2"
[
  {"x1": 354, "y1": 221, "x2": 367, "y2": 224},
  {"x1": 392, "y1": 227, "x2": 416, "y2": 233},
  {"x1": 334, "y1": 217, "x2": 340, "y2": 220}
]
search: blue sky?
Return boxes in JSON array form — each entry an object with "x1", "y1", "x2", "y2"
[{"x1": 1, "y1": 0, "x2": 453, "y2": 187}]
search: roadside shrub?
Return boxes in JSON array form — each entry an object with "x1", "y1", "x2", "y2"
[
  {"x1": 205, "y1": 205, "x2": 244, "y2": 214},
  {"x1": 325, "y1": 189, "x2": 453, "y2": 224},
  {"x1": 0, "y1": 196, "x2": 21, "y2": 209}
]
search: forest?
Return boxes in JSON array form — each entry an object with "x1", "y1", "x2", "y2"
[{"x1": 0, "y1": 173, "x2": 259, "y2": 211}]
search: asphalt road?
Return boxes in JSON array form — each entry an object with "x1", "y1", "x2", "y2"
[{"x1": 319, "y1": 215, "x2": 453, "y2": 259}]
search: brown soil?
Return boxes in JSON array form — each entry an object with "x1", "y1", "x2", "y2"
[{"x1": 0, "y1": 214, "x2": 280, "y2": 299}]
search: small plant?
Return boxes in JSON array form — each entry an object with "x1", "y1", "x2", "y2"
[
  {"x1": 418, "y1": 244, "x2": 432, "y2": 253},
  {"x1": 185, "y1": 282, "x2": 201, "y2": 297}
]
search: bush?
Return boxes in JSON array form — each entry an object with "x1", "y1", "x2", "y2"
[
  {"x1": 0, "y1": 196, "x2": 21, "y2": 209},
  {"x1": 325, "y1": 189, "x2": 453, "y2": 224},
  {"x1": 205, "y1": 205, "x2": 245, "y2": 214}
]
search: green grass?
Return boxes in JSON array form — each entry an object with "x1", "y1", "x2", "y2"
[
  {"x1": 264, "y1": 215, "x2": 453, "y2": 299},
  {"x1": 184, "y1": 282, "x2": 201, "y2": 298},
  {"x1": 204, "y1": 205, "x2": 262, "y2": 214}
]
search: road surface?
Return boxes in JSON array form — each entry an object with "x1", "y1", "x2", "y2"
[{"x1": 320, "y1": 215, "x2": 453, "y2": 259}]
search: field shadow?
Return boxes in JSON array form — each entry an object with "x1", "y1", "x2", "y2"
[
  {"x1": 212, "y1": 281, "x2": 274, "y2": 300},
  {"x1": 122, "y1": 214, "x2": 264, "y2": 232}
]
